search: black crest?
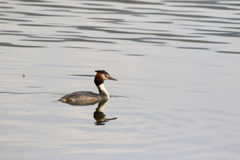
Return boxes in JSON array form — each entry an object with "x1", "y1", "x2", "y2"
[{"x1": 95, "y1": 70, "x2": 109, "y2": 75}]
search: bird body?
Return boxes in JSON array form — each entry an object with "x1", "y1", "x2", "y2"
[{"x1": 59, "y1": 70, "x2": 117, "y2": 105}]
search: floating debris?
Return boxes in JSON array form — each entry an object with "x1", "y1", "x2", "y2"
[{"x1": 22, "y1": 73, "x2": 27, "y2": 77}]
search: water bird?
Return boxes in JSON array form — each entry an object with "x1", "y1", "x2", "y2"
[{"x1": 59, "y1": 70, "x2": 117, "y2": 105}]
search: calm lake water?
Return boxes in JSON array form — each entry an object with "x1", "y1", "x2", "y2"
[{"x1": 1, "y1": 0, "x2": 240, "y2": 159}]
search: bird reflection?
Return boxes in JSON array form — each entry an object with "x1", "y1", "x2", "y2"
[
  {"x1": 60, "y1": 99, "x2": 117, "y2": 125},
  {"x1": 93, "y1": 100, "x2": 117, "y2": 125}
]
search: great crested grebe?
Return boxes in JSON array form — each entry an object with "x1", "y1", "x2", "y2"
[{"x1": 59, "y1": 70, "x2": 117, "y2": 105}]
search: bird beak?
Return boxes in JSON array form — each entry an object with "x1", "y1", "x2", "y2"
[{"x1": 108, "y1": 76, "x2": 117, "y2": 81}]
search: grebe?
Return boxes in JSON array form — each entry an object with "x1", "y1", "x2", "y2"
[{"x1": 59, "y1": 70, "x2": 117, "y2": 105}]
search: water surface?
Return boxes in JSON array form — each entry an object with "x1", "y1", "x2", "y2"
[{"x1": 0, "y1": 0, "x2": 240, "y2": 160}]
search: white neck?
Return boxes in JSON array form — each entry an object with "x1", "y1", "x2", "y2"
[{"x1": 97, "y1": 84, "x2": 110, "y2": 98}]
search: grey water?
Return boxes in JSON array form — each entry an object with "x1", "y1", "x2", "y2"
[{"x1": 0, "y1": 0, "x2": 240, "y2": 159}]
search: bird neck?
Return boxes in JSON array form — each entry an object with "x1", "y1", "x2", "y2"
[{"x1": 97, "y1": 83, "x2": 109, "y2": 98}]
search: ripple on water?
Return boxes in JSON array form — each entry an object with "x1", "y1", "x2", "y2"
[
  {"x1": 125, "y1": 54, "x2": 145, "y2": 56},
  {"x1": 0, "y1": 42, "x2": 44, "y2": 48},
  {"x1": 217, "y1": 51, "x2": 240, "y2": 54}
]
